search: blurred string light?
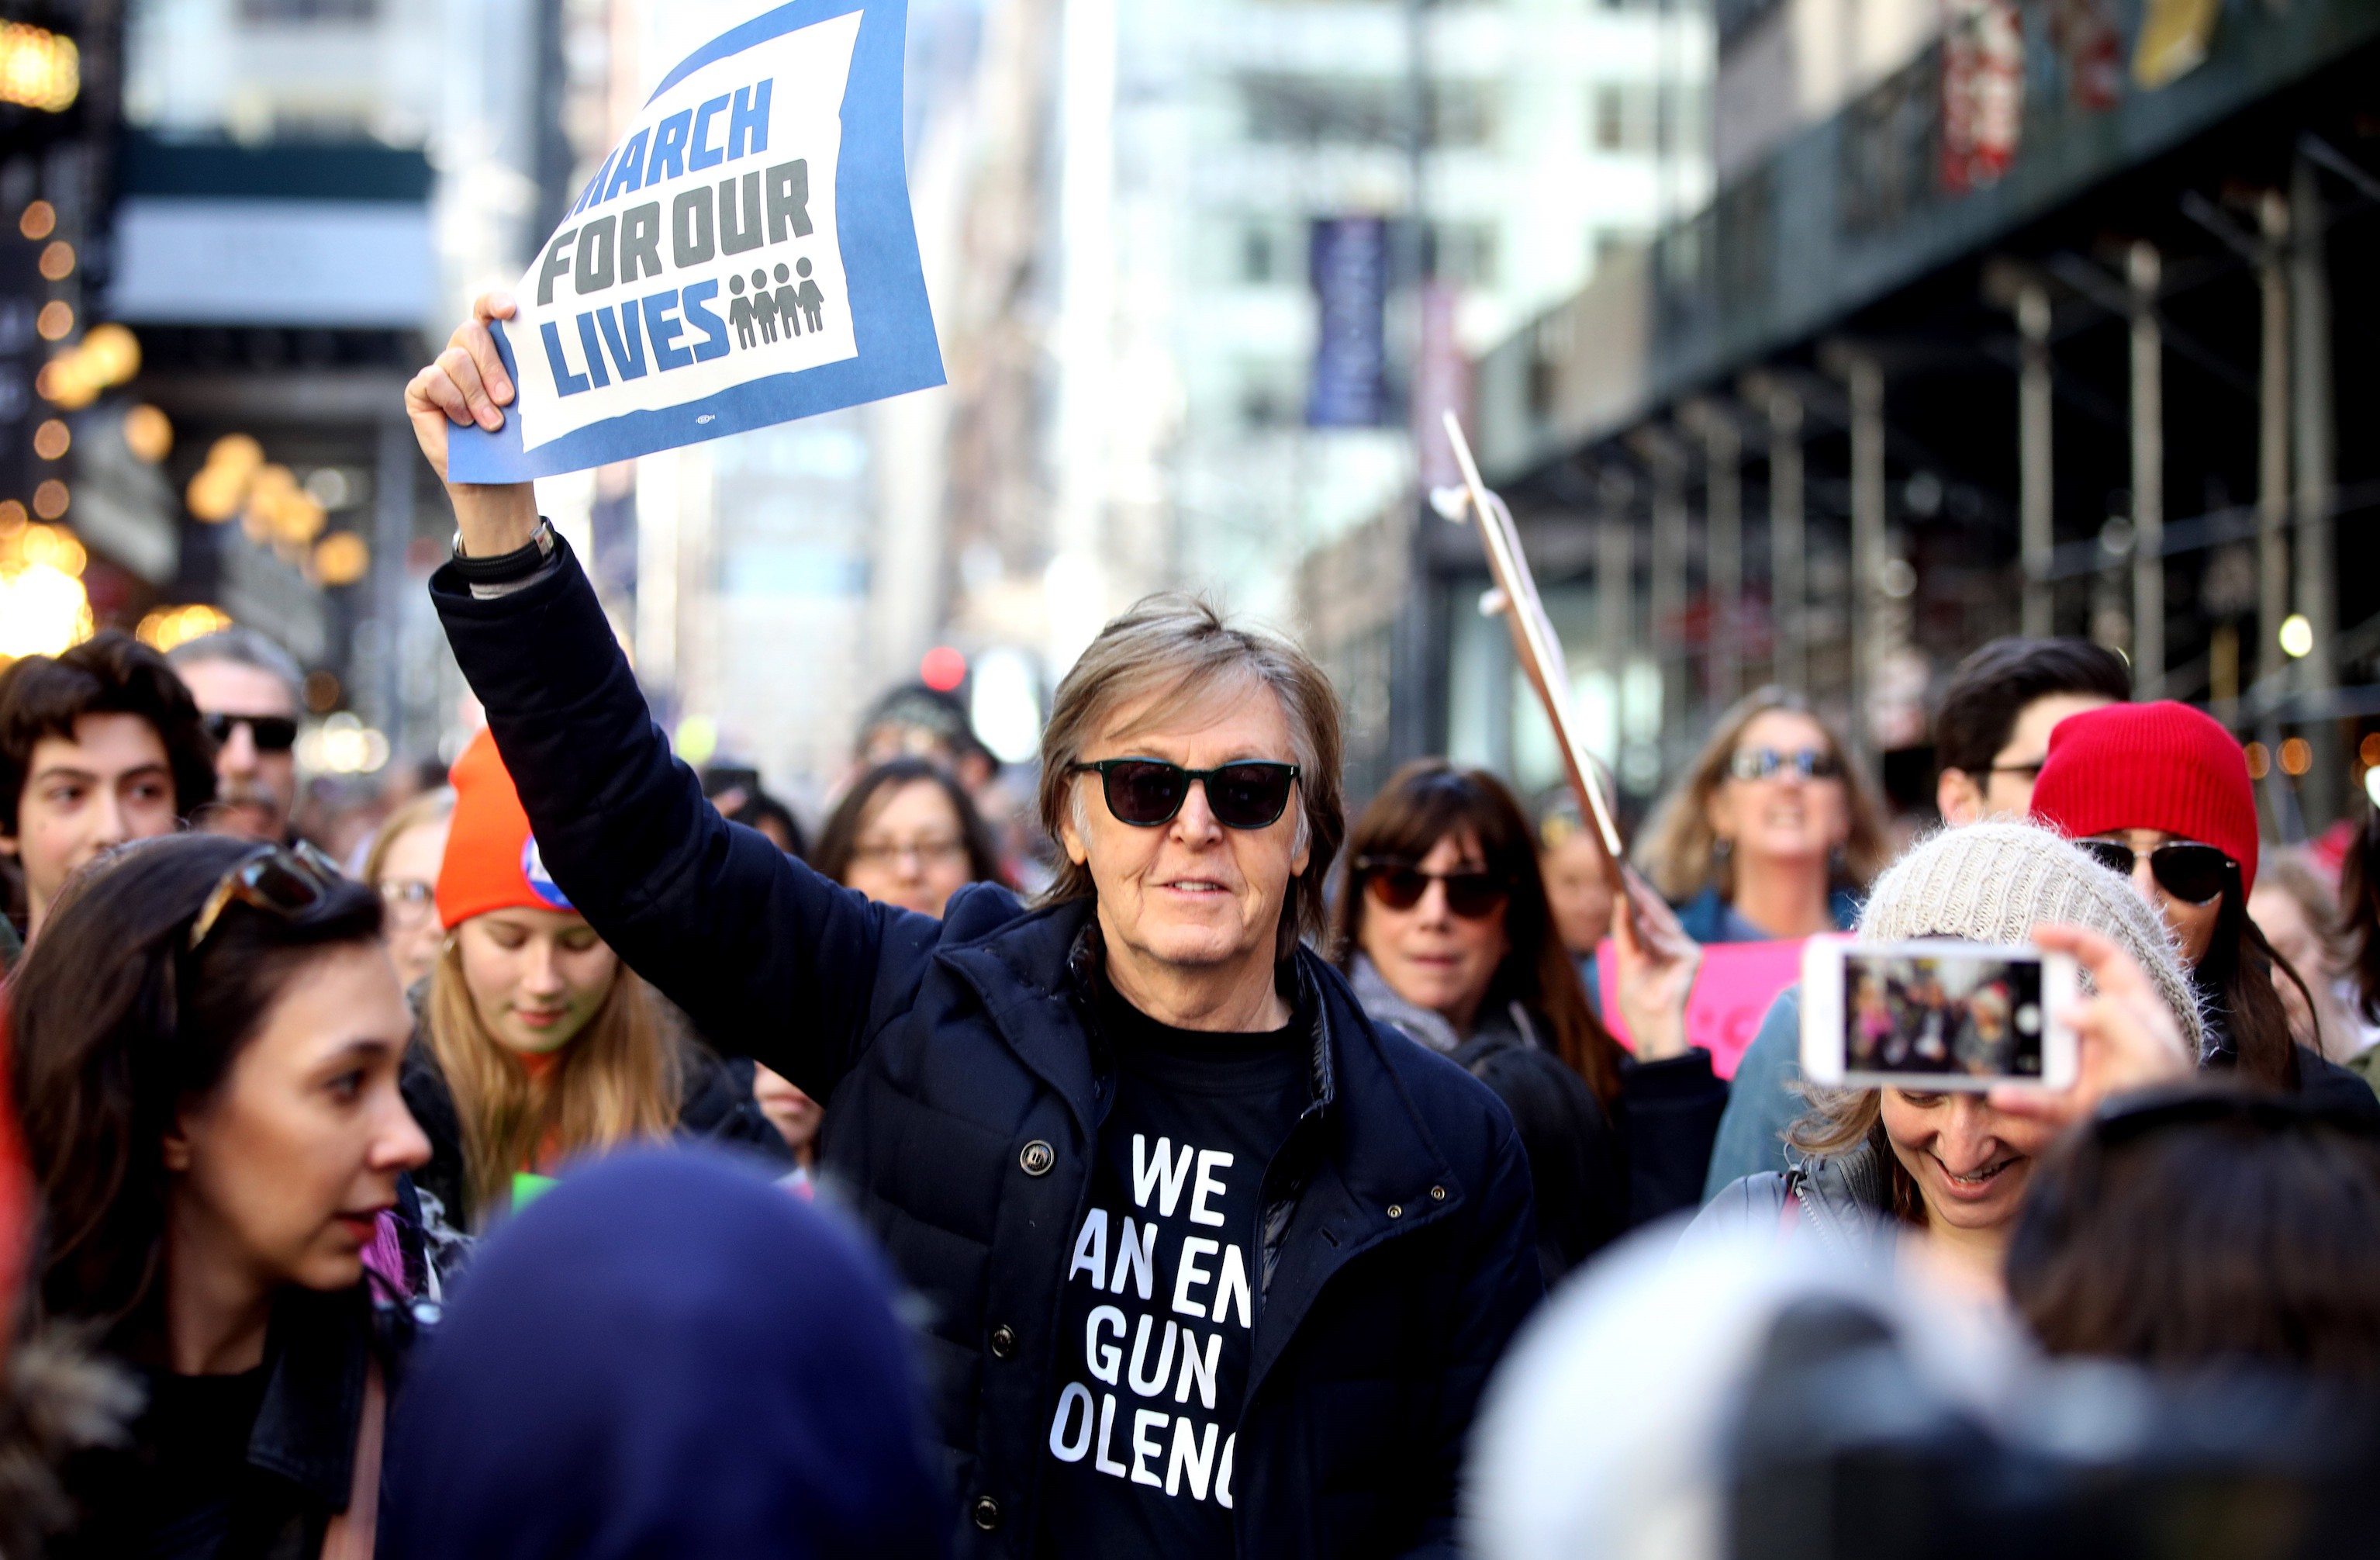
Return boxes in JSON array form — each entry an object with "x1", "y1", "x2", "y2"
[
  {"x1": 969, "y1": 646, "x2": 1045, "y2": 766},
  {"x1": 136, "y1": 603, "x2": 234, "y2": 654},
  {"x1": 2244, "y1": 741, "x2": 2271, "y2": 780},
  {"x1": 2278, "y1": 737, "x2": 2313, "y2": 777},
  {"x1": 311, "y1": 531, "x2": 369, "y2": 586},
  {"x1": 0, "y1": 520, "x2": 93, "y2": 659},
  {"x1": 187, "y1": 434, "x2": 335, "y2": 569},
  {"x1": 0, "y1": 23, "x2": 78, "y2": 113},
  {"x1": 2367, "y1": 764, "x2": 2380, "y2": 811},
  {"x1": 673, "y1": 714, "x2": 719, "y2": 767},
  {"x1": 36, "y1": 322, "x2": 140, "y2": 411},
  {"x1": 919, "y1": 645, "x2": 967, "y2": 692},
  {"x1": 122, "y1": 403, "x2": 172, "y2": 463},
  {"x1": 32, "y1": 418, "x2": 67, "y2": 460},
  {"x1": 32, "y1": 479, "x2": 67, "y2": 520},
  {"x1": 36, "y1": 241, "x2": 71, "y2": 280},
  {"x1": 34, "y1": 301, "x2": 72, "y2": 342},
  {"x1": 2360, "y1": 732, "x2": 2380, "y2": 769},
  {"x1": 299, "y1": 711, "x2": 389, "y2": 776},
  {"x1": 18, "y1": 200, "x2": 53, "y2": 240},
  {"x1": 2279, "y1": 614, "x2": 2314, "y2": 659}
]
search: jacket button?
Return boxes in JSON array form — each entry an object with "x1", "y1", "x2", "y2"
[
  {"x1": 990, "y1": 1323, "x2": 1017, "y2": 1358},
  {"x1": 1430, "y1": 1185, "x2": 1447, "y2": 1201},
  {"x1": 972, "y1": 1496, "x2": 1001, "y2": 1531},
  {"x1": 1019, "y1": 1140, "x2": 1055, "y2": 1176},
  {"x1": 1387, "y1": 1203, "x2": 1403, "y2": 1219}
]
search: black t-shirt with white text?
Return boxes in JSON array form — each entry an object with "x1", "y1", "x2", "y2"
[{"x1": 1037, "y1": 979, "x2": 1310, "y2": 1558}]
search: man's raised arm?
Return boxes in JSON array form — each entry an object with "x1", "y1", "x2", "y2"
[{"x1": 406, "y1": 295, "x2": 900, "y2": 1098}]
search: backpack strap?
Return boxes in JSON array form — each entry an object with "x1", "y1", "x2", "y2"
[{"x1": 320, "y1": 1352, "x2": 385, "y2": 1560}]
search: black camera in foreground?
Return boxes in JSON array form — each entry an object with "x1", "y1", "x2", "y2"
[{"x1": 1729, "y1": 1297, "x2": 2380, "y2": 1560}]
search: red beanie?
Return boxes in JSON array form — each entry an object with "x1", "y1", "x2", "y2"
[
  {"x1": 2028, "y1": 700, "x2": 2260, "y2": 893},
  {"x1": 437, "y1": 728, "x2": 577, "y2": 929}
]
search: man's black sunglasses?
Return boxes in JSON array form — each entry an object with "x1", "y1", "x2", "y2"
[
  {"x1": 202, "y1": 712, "x2": 299, "y2": 753},
  {"x1": 1353, "y1": 857, "x2": 1511, "y2": 919},
  {"x1": 1069, "y1": 758, "x2": 1301, "y2": 830},
  {"x1": 2075, "y1": 838, "x2": 2234, "y2": 905}
]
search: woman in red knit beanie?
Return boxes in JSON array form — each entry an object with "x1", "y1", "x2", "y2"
[{"x1": 2029, "y1": 700, "x2": 2364, "y2": 1103}]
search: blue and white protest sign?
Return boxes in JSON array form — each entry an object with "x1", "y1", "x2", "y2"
[{"x1": 448, "y1": 0, "x2": 942, "y2": 482}]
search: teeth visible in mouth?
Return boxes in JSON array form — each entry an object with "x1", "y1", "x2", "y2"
[{"x1": 1946, "y1": 1160, "x2": 2012, "y2": 1185}]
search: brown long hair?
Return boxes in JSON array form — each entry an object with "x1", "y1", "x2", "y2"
[
  {"x1": 1333, "y1": 760, "x2": 1623, "y2": 1105},
  {"x1": 2203, "y1": 877, "x2": 2307, "y2": 1091},
  {"x1": 1634, "y1": 687, "x2": 1888, "y2": 905},
  {"x1": 425, "y1": 935, "x2": 683, "y2": 1226},
  {"x1": 1784, "y1": 1089, "x2": 1924, "y2": 1226},
  {"x1": 12, "y1": 835, "x2": 383, "y2": 1333}
]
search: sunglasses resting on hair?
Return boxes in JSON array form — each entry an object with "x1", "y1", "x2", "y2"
[
  {"x1": 1068, "y1": 758, "x2": 1301, "y2": 830},
  {"x1": 2074, "y1": 837, "x2": 2234, "y2": 905},
  {"x1": 189, "y1": 840, "x2": 346, "y2": 949},
  {"x1": 1354, "y1": 857, "x2": 1512, "y2": 919}
]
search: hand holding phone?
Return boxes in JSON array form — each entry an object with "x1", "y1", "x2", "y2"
[
  {"x1": 1801, "y1": 939, "x2": 2080, "y2": 1091},
  {"x1": 1984, "y1": 923, "x2": 2195, "y2": 1128}
]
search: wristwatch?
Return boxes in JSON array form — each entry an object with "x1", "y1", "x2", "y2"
[{"x1": 448, "y1": 517, "x2": 558, "y2": 585}]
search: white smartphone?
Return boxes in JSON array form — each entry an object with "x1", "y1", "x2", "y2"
[{"x1": 1800, "y1": 939, "x2": 2080, "y2": 1091}]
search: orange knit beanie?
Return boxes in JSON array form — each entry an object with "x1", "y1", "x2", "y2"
[{"x1": 437, "y1": 727, "x2": 576, "y2": 929}]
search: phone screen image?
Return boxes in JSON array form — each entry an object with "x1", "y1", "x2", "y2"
[{"x1": 1843, "y1": 953, "x2": 2045, "y2": 1081}]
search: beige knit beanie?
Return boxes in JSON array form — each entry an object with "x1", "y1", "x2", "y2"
[{"x1": 1853, "y1": 819, "x2": 2206, "y2": 1054}]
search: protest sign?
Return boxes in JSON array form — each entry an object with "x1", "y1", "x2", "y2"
[
  {"x1": 448, "y1": 0, "x2": 943, "y2": 482},
  {"x1": 1596, "y1": 938, "x2": 1804, "y2": 1079}
]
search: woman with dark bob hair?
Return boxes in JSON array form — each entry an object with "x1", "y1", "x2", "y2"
[
  {"x1": 1335, "y1": 760, "x2": 1718, "y2": 1278},
  {"x1": 2009, "y1": 1086, "x2": 2380, "y2": 1381},
  {"x1": 12, "y1": 832, "x2": 432, "y2": 1558}
]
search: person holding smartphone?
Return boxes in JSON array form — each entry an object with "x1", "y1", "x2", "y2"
[
  {"x1": 1687, "y1": 822, "x2": 2199, "y2": 1299},
  {"x1": 403, "y1": 296, "x2": 1540, "y2": 1560}
]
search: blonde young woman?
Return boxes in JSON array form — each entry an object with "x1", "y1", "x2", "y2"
[
  {"x1": 1636, "y1": 688, "x2": 1889, "y2": 941},
  {"x1": 361, "y1": 785, "x2": 454, "y2": 989},
  {"x1": 400, "y1": 731, "x2": 783, "y2": 1233}
]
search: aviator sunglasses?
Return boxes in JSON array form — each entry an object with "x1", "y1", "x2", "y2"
[
  {"x1": 1069, "y1": 758, "x2": 1301, "y2": 830},
  {"x1": 188, "y1": 840, "x2": 346, "y2": 950},
  {"x1": 2074, "y1": 837, "x2": 2235, "y2": 905},
  {"x1": 1355, "y1": 856, "x2": 1512, "y2": 919}
]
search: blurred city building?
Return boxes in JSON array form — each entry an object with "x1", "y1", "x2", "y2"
[{"x1": 1433, "y1": 0, "x2": 2380, "y2": 836}]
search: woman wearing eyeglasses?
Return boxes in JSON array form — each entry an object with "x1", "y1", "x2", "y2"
[
  {"x1": 814, "y1": 756, "x2": 1010, "y2": 919},
  {"x1": 1636, "y1": 690, "x2": 1888, "y2": 941},
  {"x1": 12, "y1": 832, "x2": 433, "y2": 1559},
  {"x1": 2029, "y1": 701, "x2": 2380, "y2": 1113},
  {"x1": 1335, "y1": 761, "x2": 1715, "y2": 1275},
  {"x1": 361, "y1": 786, "x2": 454, "y2": 991},
  {"x1": 401, "y1": 731, "x2": 784, "y2": 1236}
]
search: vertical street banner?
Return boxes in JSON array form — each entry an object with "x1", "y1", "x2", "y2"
[
  {"x1": 1306, "y1": 216, "x2": 1389, "y2": 429},
  {"x1": 448, "y1": 0, "x2": 943, "y2": 482}
]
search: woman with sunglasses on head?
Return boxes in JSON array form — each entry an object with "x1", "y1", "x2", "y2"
[
  {"x1": 400, "y1": 731, "x2": 785, "y2": 1237},
  {"x1": 12, "y1": 832, "x2": 433, "y2": 1559},
  {"x1": 1637, "y1": 689, "x2": 1888, "y2": 942},
  {"x1": 1336, "y1": 761, "x2": 1714, "y2": 1273},
  {"x1": 2028, "y1": 701, "x2": 2380, "y2": 1115}
]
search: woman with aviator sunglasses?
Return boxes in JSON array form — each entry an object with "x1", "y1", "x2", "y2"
[
  {"x1": 2029, "y1": 700, "x2": 2379, "y2": 1114},
  {"x1": 1334, "y1": 762, "x2": 1718, "y2": 1276},
  {"x1": 12, "y1": 833, "x2": 434, "y2": 1559}
]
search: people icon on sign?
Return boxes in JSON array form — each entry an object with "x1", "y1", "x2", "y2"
[
  {"x1": 726, "y1": 260, "x2": 832, "y2": 352},
  {"x1": 772, "y1": 263, "x2": 802, "y2": 339},
  {"x1": 728, "y1": 275, "x2": 758, "y2": 349},
  {"x1": 796, "y1": 258, "x2": 827, "y2": 333}
]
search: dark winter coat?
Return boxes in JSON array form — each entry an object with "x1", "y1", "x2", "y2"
[{"x1": 430, "y1": 540, "x2": 1542, "y2": 1560}]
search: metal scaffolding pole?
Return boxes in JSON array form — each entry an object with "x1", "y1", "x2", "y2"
[
  {"x1": 1636, "y1": 427, "x2": 1689, "y2": 751},
  {"x1": 2293, "y1": 154, "x2": 2340, "y2": 823},
  {"x1": 1767, "y1": 386, "x2": 1805, "y2": 693},
  {"x1": 2127, "y1": 242, "x2": 2164, "y2": 698},
  {"x1": 2018, "y1": 282, "x2": 2054, "y2": 638},
  {"x1": 2257, "y1": 192, "x2": 2292, "y2": 700},
  {"x1": 1847, "y1": 354, "x2": 1885, "y2": 759},
  {"x1": 1598, "y1": 469, "x2": 1636, "y2": 752},
  {"x1": 1691, "y1": 403, "x2": 1743, "y2": 709}
]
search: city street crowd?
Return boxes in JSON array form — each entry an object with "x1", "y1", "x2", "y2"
[{"x1": 0, "y1": 296, "x2": 2375, "y2": 1558}]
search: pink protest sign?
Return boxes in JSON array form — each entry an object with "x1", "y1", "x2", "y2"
[{"x1": 1597, "y1": 938, "x2": 1805, "y2": 1079}]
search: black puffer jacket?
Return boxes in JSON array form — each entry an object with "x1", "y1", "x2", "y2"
[{"x1": 430, "y1": 540, "x2": 1542, "y2": 1559}]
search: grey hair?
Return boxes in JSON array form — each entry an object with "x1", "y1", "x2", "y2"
[{"x1": 167, "y1": 625, "x2": 304, "y2": 705}]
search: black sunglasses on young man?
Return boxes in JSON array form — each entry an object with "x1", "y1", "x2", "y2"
[
  {"x1": 202, "y1": 712, "x2": 301, "y2": 753},
  {"x1": 2074, "y1": 838, "x2": 2235, "y2": 905},
  {"x1": 188, "y1": 840, "x2": 345, "y2": 949},
  {"x1": 1353, "y1": 857, "x2": 1512, "y2": 920},
  {"x1": 1069, "y1": 758, "x2": 1301, "y2": 831}
]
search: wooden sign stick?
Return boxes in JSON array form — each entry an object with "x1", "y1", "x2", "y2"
[{"x1": 1439, "y1": 410, "x2": 1629, "y2": 893}]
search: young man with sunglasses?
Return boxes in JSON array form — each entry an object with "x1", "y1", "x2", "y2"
[
  {"x1": 169, "y1": 626, "x2": 307, "y2": 845},
  {"x1": 0, "y1": 631, "x2": 218, "y2": 950},
  {"x1": 405, "y1": 296, "x2": 1539, "y2": 1560}
]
